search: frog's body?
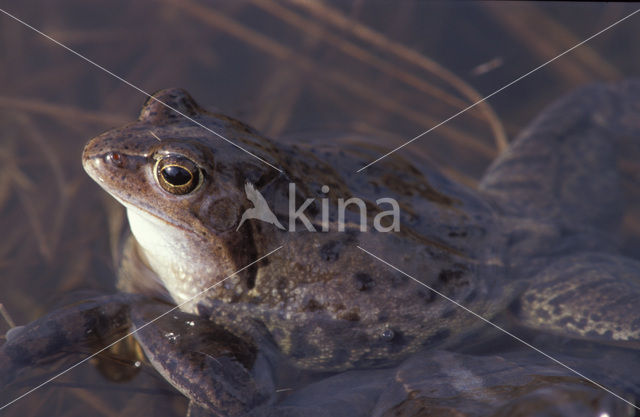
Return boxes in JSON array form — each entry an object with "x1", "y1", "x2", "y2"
[
  {"x1": 78, "y1": 81, "x2": 640, "y2": 414},
  {"x1": 82, "y1": 89, "x2": 513, "y2": 372}
]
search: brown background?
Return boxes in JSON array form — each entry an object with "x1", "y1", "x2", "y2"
[{"x1": 1, "y1": 2, "x2": 639, "y2": 415}]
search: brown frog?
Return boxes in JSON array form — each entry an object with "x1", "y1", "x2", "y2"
[
  {"x1": 82, "y1": 88, "x2": 511, "y2": 372},
  {"x1": 78, "y1": 82, "x2": 640, "y2": 415}
]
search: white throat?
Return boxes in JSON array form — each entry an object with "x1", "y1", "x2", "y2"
[{"x1": 125, "y1": 205, "x2": 204, "y2": 304}]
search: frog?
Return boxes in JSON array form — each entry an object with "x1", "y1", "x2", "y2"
[
  {"x1": 76, "y1": 80, "x2": 640, "y2": 415},
  {"x1": 4, "y1": 294, "x2": 636, "y2": 417}
]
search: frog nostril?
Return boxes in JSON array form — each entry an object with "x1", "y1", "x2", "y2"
[{"x1": 105, "y1": 152, "x2": 125, "y2": 167}]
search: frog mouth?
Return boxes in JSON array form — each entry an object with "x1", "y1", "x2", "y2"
[
  {"x1": 115, "y1": 194, "x2": 197, "y2": 236},
  {"x1": 83, "y1": 153, "x2": 197, "y2": 236}
]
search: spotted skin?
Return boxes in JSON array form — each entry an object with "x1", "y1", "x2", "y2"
[
  {"x1": 83, "y1": 88, "x2": 511, "y2": 372},
  {"x1": 481, "y1": 81, "x2": 640, "y2": 342},
  {"x1": 518, "y1": 253, "x2": 640, "y2": 344},
  {"x1": 77, "y1": 82, "x2": 640, "y2": 413}
]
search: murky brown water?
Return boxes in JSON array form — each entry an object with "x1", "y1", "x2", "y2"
[{"x1": 1, "y1": 2, "x2": 640, "y2": 416}]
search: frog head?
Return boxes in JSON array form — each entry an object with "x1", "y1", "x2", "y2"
[{"x1": 82, "y1": 88, "x2": 283, "y2": 305}]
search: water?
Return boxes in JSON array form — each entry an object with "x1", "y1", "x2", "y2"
[{"x1": 1, "y1": 1, "x2": 639, "y2": 416}]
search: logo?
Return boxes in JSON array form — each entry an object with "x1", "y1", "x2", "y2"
[
  {"x1": 236, "y1": 183, "x2": 285, "y2": 231},
  {"x1": 237, "y1": 182, "x2": 400, "y2": 232}
]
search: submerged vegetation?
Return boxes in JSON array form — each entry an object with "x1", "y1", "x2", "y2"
[{"x1": 1, "y1": 2, "x2": 640, "y2": 416}]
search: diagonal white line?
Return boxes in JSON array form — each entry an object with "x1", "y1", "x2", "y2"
[
  {"x1": 0, "y1": 245, "x2": 283, "y2": 411},
  {"x1": 149, "y1": 131, "x2": 162, "y2": 142},
  {"x1": 0, "y1": 8, "x2": 282, "y2": 173},
  {"x1": 356, "y1": 8, "x2": 640, "y2": 173},
  {"x1": 356, "y1": 245, "x2": 639, "y2": 411}
]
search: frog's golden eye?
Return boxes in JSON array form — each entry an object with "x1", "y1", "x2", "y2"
[{"x1": 154, "y1": 156, "x2": 202, "y2": 195}]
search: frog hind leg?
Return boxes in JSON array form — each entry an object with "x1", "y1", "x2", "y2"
[
  {"x1": 515, "y1": 252, "x2": 640, "y2": 347},
  {"x1": 480, "y1": 80, "x2": 640, "y2": 236}
]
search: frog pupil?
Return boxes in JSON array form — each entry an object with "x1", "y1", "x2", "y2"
[{"x1": 161, "y1": 165, "x2": 192, "y2": 186}]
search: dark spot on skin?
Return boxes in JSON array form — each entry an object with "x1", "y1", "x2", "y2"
[
  {"x1": 448, "y1": 228, "x2": 467, "y2": 238},
  {"x1": 319, "y1": 240, "x2": 342, "y2": 262},
  {"x1": 246, "y1": 273, "x2": 256, "y2": 290},
  {"x1": 438, "y1": 269, "x2": 465, "y2": 283},
  {"x1": 417, "y1": 289, "x2": 436, "y2": 304},
  {"x1": 377, "y1": 312, "x2": 389, "y2": 322},
  {"x1": 555, "y1": 316, "x2": 576, "y2": 327},
  {"x1": 390, "y1": 273, "x2": 409, "y2": 288},
  {"x1": 380, "y1": 329, "x2": 411, "y2": 353},
  {"x1": 535, "y1": 308, "x2": 551, "y2": 321},
  {"x1": 446, "y1": 226, "x2": 486, "y2": 239},
  {"x1": 354, "y1": 273, "x2": 375, "y2": 291},
  {"x1": 585, "y1": 330, "x2": 600, "y2": 338},
  {"x1": 303, "y1": 299, "x2": 323, "y2": 312},
  {"x1": 548, "y1": 291, "x2": 575, "y2": 307},
  {"x1": 338, "y1": 309, "x2": 360, "y2": 322},
  {"x1": 276, "y1": 277, "x2": 287, "y2": 291},
  {"x1": 345, "y1": 229, "x2": 359, "y2": 244}
]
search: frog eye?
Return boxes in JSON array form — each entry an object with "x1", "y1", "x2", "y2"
[{"x1": 154, "y1": 156, "x2": 202, "y2": 195}]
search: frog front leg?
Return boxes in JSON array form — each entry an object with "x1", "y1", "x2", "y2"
[
  {"x1": 129, "y1": 300, "x2": 274, "y2": 417},
  {"x1": 0, "y1": 293, "x2": 141, "y2": 388}
]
